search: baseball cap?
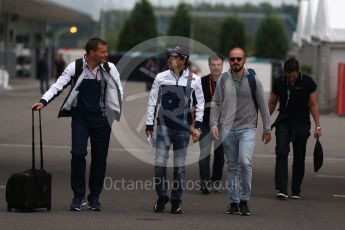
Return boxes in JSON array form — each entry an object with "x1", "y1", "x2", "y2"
[{"x1": 166, "y1": 45, "x2": 189, "y2": 59}]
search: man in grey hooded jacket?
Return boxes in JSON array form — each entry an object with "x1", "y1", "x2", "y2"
[{"x1": 210, "y1": 47, "x2": 271, "y2": 216}]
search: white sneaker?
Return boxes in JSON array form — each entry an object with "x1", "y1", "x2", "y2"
[
  {"x1": 276, "y1": 192, "x2": 288, "y2": 199},
  {"x1": 291, "y1": 194, "x2": 301, "y2": 199}
]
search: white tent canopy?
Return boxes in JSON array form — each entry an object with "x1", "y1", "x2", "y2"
[
  {"x1": 312, "y1": 0, "x2": 345, "y2": 42},
  {"x1": 294, "y1": 0, "x2": 345, "y2": 44},
  {"x1": 303, "y1": 0, "x2": 319, "y2": 43},
  {"x1": 293, "y1": 0, "x2": 345, "y2": 111},
  {"x1": 292, "y1": 0, "x2": 308, "y2": 46}
]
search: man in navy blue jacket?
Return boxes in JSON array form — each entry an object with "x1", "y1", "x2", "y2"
[{"x1": 32, "y1": 38, "x2": 123, "y2": 211}]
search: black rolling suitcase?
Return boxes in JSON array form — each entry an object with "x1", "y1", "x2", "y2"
[{"x1": 6, "y1": 109, "x2": 52, "y2": 212}]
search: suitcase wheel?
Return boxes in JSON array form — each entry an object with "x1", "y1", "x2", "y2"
[
  {"x1": 47, "y1": 206, "x2": 51, "y2": 211},
  {"x1": 7, "y1": 206, "x2": 12, "y2": 212}
]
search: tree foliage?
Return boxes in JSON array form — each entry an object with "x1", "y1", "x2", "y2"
[
  {"x1": 254, "y1": 16, "x2": 289, "y2": 59},
  {"x1": 259, "y1": 2, "x2": 274, "y2": 15},
  {"x1": 117, "y1": 0, "x2": 157, "y2": 51},
  {"x1": 192, "y1": 18, "x2": 221, "y2": 53},
  {"x1": 167, "y1": 3, "x2": 192, "y2": 37},
  {"x1": 218, "y1": 17, "x2": 246, "y2": 56}
]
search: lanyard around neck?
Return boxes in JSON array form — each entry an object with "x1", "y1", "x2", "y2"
[
  {"x1": 286, "y1": 81, "x2": 292, "y2": 108},
  {"x1": 209, "y1": 77, "x2": 216, "y2": 96},
  {"x1": 231, "y1": 71, "x2": 244, "y2": 96}
]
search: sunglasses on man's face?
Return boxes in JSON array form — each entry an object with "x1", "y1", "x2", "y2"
[{"x1": 229, "y1": 57, "x2": 243, "y2": 62}]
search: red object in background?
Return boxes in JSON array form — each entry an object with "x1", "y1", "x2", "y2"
[{"x1": 336, "y1": 63, "x2": 345, "y2": 115}]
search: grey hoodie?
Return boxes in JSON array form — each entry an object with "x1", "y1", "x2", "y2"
[{"x1": 210, "y1": 68, "x2": 271, "y2": 132}]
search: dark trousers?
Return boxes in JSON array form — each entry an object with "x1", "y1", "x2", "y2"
[
  {"x1": 275, "y1": 122, "x2": 310, "y2": 194},
  {"x1": 71, "y1": 116, "x2": 111, "y2": 202},
  {"x1": 198, "y1": 128, "x2": 224, "y2": 183}
]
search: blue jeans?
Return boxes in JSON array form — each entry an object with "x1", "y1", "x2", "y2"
[
  {"x1": 222, "y1": 128, "x2": 256, "y2": 203},
  {"x1": 154, "y1": 125, "x2": 190, "y2": 204}
]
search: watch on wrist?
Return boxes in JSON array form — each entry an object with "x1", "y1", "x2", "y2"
[{"x1": 316, "y1": 126, "x2": 321, "y2": 130}]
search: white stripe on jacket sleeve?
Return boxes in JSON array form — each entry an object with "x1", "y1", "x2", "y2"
[
  {"x1": 146, "y1": 74, "x2": 161, "y2": 125},
  {"x1": 193, "y1": 74, "x2": 205, "y2": 124}
]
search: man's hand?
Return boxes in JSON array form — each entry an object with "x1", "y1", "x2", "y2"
[
  {"x1": 191, "y1": 128, "x2": 201, "y2": 143},
  {"x1": 211, "y1": 127, "x2": 219, "y2": 140},
  {"x1": 32, "y1": 102, "x2": 44, "y2": 110},
  {"x1": 262, "y1": 132, "x2": 271, "y2": 144},
  {"x1": 314, "y1": 127, "x2": 321, "y2": 138},
  {"x1": 145, "y1": 130, "x2": 153, "y2": 138}
]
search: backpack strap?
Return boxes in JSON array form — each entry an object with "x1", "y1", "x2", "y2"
[
  {"x1": 103, "y1": 62, "x2": 111, "y2": 74},
  {"x1": 247, "y1": 68, "x2": 258, "y2": 111},
  {"x1": 74, "y1": 59, "x2": 110, "y2": 80},
  {"x1": 72, "y1": 58, "x2": 84, "y2": 86}
]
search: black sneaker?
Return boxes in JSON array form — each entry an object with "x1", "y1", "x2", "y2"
[
  {"x1": 239, "y1": 200, "x2": 251, "y2": 216},
  {"x1": 276, "y1": 190, "x2": 288, "y2": 200},
  {"x1": 212, "y1": 181, "x2": 222, "y2": 193},
  {"x1": 201, "y1": 184, "x2": 210, "y2": 194},
  {"x1": 291, "y1": 193, "x2": 301, "y2": 199},
  {"x1": 88, "y1": 201, "x2": 103, "y2": 211},
  {"x1": 153, "y1": 196, "x2": 169, "y2": 213},
  {"x1": 226, "y1": 202, "x2": 240, "y2": 214},
  {"x1": 170, "y1": 201, "x2": 182, "y2": 214},
  {"x1": 87, "y1": 195, "x2": 103, "y2": 211},
  {"x1": 69, "y1": 198, "x2": 87, "y2": 211}
]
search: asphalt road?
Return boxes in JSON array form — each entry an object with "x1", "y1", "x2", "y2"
[{"x1": 0, "y1": 78, "x2": 344, "y2": 230}]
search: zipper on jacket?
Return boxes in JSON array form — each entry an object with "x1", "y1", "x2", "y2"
[
  {"x1": 176, "y1": 76, "x2": 180, "y2": 86},
  {"x1": 171, "y1": 69, "x2": 185, "y2": 86}
]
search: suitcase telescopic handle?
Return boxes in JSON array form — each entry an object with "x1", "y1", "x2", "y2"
[{"x1": 32, "y1": 109, "x2": 44, "y2": 171}]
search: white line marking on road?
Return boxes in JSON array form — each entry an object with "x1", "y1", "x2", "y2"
[
  {"x1": 2, "y1": 144, "x2": 345, "y2": 162},
  {"x1": 136, "y1": 115, "x2": 146, "y2": 133},
  {"x1": 126, "y1": 91, "x2": 149, "y2": 102},
  {"x1": 0, "y1": 143, "x2": 149, "y2": 153},
  {"x1": 0, "y1": 143, "x2": 70, "y2": 150},
  {"x1": 317, "y1": 175, "x2": 345, "y2": 179},
  {"x1": 139, "y1": 67, "x2": 156, "y2": 79},
  {"x1": 252, "y1": 154, "x2": 345, "y2": 162},
  {"x1": 333, "y1": 195, "x2": 345, "y2": 198}
]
